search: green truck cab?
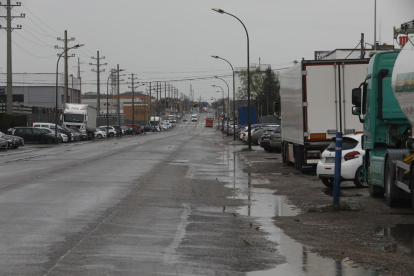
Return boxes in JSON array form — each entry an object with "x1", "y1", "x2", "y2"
[{"x1": 352, "y1": 50, "x2": 411, "y2": 203}]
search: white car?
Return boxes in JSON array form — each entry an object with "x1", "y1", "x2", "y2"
[
  {"x1": 99, "y1": 126, "x2": 117, "y2": 137},
  {"x1": 95, "y1": 128, "x2": 107, "y2": 139},
  {"x1": 191, "y1": 117, "x2": 197, "y2": 122},
  {"x1": 317, "y1": 134, "x2": 366, "y2": 188}
]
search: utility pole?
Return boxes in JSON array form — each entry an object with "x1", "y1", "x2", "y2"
[
  {"x1": 117, "y1": 64, "x2": 120, "y2": 127},
  {"x1": 90, "y1": 51, "x2": 107, "y2": 116},
  {"x1": 0, "y1": 0, "x2": 24, "y2": 114},
  {"x1": 56, "y1": 30, "x2": 75, "y2": 104},
  {"x1": 149, "y1": 82, "x2": 152, "y2": 125},
  {"x1": 164, "y1": 82, "x2": 167, "y2": 110},
  {"x1": 127, "y1": 73, "x2": 138, "y2": 128}
]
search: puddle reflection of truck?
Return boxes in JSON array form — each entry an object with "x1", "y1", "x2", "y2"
[
  {"x1": 62, "y1": 104, "x2": 97, "y2": 140},
  {"x1": 351, "y1": 21, "x2": 414, "y2": 207}
]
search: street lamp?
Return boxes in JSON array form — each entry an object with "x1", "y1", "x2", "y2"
[
  {"x1": 55, "y1": 43, "x2": 84, "y2": 143},
  {"x1": 214, "y1": 76, "x2": 230, "y2": 135},
  {"x1": 211, "y1": 55, "x2": 236, "y2": 140},
  {"x1": 107, "y1": 68, "x2": 125, "y2": 138},
  {"x1": 213, "y1": 86, "x2": 225, "y2": 130},
  {"x1": 212, "y1": 8, "x2": 251, "y2": 149}
]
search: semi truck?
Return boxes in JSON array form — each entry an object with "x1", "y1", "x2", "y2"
[
  {"x1": 351, "y1": 21, "x2": 414, "y2": 207},
  {"x1": 280, "y1": 58, "x2": 369, "y2": 173},
  {"x1": 62, "y1": 103, "x2": 97, "y2": 140}
]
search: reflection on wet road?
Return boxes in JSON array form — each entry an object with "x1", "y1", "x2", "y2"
[{"x1": 190, "y1": 142, "x2": 379, "y2": 275}]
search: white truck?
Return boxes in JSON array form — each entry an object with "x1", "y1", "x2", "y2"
[
  {"x1": 62, "y1": 103, "x2": 97, "y2": 140},
  {"x1": 150, "y1": 116, "x2": 161, "y2": 126},
  {"x1": 280, "y1": 58, "x2": 369, "y2": 173}
]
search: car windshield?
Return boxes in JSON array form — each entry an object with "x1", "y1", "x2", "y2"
[
  {"x1": 327, "y1": 137, "x2": 359, "y2": 152},
  {"x1": 97, "y1": 127, "x2": 106, "y2": 131},
  {"x1": 274, "y1": 126, "x2": 281, "y2": 133},
  {"x1": 63, "y1": 114, "x2": 84, "y2": 123}
]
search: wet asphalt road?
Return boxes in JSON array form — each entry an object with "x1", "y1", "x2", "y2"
[
  {"x1": 0, "y1": 114, "x2": 380, "y2": 276},
  {"x1": 0, "y1": 114, "x2": 279, "y2": 276}
]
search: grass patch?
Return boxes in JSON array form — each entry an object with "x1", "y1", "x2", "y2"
[
  {"x1": 307, "y1": 201, "x2": 357, "y2": 212},
  {"x1": 241, "y1": 147, "x2": 253, "y2": 152}
]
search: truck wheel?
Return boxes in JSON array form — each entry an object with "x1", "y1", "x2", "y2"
[
  {"x1": 322, "y1": 179, "x2": 334, "y2": 188},
  {"x1": 385, "y1": 158, "x2": 400, "y2": 207},
  {"x1": 97, "y1": 134, "x2": 102, "y2": 139},
  {"x1": 353, "y1": 166, "x2": 368, "y2": 188}
]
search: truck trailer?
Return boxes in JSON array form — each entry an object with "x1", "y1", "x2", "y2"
[
  {"x1": 351, "y1": 21, "x2": 414, "y2": 207},
  {"x1": 280, "y1": 58, "x2": 369, "y2": 172},
  {"x1": 62, "y1": 103, "x2": 97, "y2": 140}
]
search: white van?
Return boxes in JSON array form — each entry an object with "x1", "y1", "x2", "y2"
[{"x1": 32, "y1": 122, "x2": 57, "y2": 129}]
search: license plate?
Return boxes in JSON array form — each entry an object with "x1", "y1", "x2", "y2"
[{"x1": 325, "y1": 157, "x2": 335, "y2": 163}]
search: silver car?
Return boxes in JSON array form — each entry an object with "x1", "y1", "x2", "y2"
[{"x1": 269, "y1": 125, "x2": 281, "y2": 153}]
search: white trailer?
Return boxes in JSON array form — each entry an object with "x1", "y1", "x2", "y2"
[
  {"x1": 62, "y1": 104, "x2": 97, "y2": 140},
  {"x1": 280, "y1": 58, "x2": 369, "y2": 172}
]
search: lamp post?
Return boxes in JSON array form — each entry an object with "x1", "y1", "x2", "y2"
[
  {"x1": 128, "y1": 78, "x2": 145, "y2": 129},
  {"x1": 213, "y1": 86, "x2": 225, "y2": 131},
  {"x1": 214, "y1": 76, "x2": 230, "y2": 135},
  {"x1": 55, "y1": 43, "x2": 84, "y2": 144},
  {"x1": 211, "y1": 55, "x2": 236, "y2": 140},
  {"x1": 212, "y1": 8, "x2": 251, "y2": 149},
  {"x1": 107, "y1": 68, "x2": 125, "y2": 138}
]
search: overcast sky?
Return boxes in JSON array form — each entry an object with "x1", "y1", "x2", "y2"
[{"x1": 0, "y1": 0, "x2": 413, "y2": 102}]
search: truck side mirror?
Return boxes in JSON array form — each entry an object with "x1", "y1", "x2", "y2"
[
  {"x1": 352, "y1": 106, "x2": 361, "y2": 115},
  {"x1": 352, "y1": 88, "x2": 362, "y2": 106}
]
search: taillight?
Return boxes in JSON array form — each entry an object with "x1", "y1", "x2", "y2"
[
  {"x1": 269, "y1": 135, "x2": 274, "y2": 140},
  {"x1": 344, "y1": 151, "x2": 360, "y2": 161}
]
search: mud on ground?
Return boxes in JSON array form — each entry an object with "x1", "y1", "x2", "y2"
[{"x1": 238, "y1": 147, "x2": 414, "y2": 276}]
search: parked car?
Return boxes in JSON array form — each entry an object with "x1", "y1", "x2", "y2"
[
  {"x1": 316, "y1": 134, "x2": 366, "y2": 188},
  {"x1": 124, "y1": 124, "x2": 142, "y2": 134},
  {"x1": 0, "y1": 138, "x2": 8, "y2": 149},
  {"x1": 122, "y1": 126, "x2": 138, "y2": 135},
  {"x1": 32, "y1": 122, "x2": 57, "y2": 129},
  {"x1": 112, "y1": 125, "x2": 124, "y2": 136},
  {"x1": 95, "y1": 127, "x2": 107, "y2": 139},
  {"x1": 269, "y1": 125, "x2": 282, "y2": 153},
  {"x1": 9, "y1": 127, "x2": 56, "y2": 144},
  {"x1": 183, "y1": 118, "x2": 188, "y2": 122},
  {"x1": 142, "y1": 125, "x2": 151, "y2": 132},
  {"x1": 69, "y1": 127, "x2": 88, "y2": 140},
  {"x1": 259, "y1": 128, "x2": 276, "y2": 152},
  {"x1": 63, "y1": 127, "x2": 81, "y2": 142},
  {"x1": 99, "y1": 126, "x2": 117, "y2": 137},
  {"x1": 37, "y1": 128, "x2": 65, "y2": 143},
  {"x1": 0, "y1": 131, "x2": 24, "y2": 149}
]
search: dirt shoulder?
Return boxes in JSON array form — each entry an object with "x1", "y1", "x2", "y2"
[{"x1": 237, "y1": 147, "x2": 414, "y2": 276}]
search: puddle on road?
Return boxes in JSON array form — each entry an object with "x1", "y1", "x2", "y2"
[
  {"x1": 184, "y1": 145, "x2": 379, "y2": 275},
  {"x1": 225, "y1": 151, "x2": 378, "y2": 276},
  {"x1": 379, "y1": 224, "x2": 414, "y2": 255}
]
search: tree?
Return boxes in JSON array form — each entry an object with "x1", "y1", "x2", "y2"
[{"x1": 237, "y1": 67, "x2": 280, "y2": 116}]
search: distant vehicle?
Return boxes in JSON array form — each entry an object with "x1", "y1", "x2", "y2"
[
  {"x1": 69, "y1": 127, "x2": 88, "y2": 141},
  {"x1": 0, "y1": 131, "x2": 24, "y2": 149},
  {"x1": 122, "y1": 126, "x2": 138, "y2": 135},
  {"x1": 99, "y1": 126, "x2": 117, "y2": 137},
  {"x1": 280, "y1": 58, "x2": 368, "y2": 173},
  {"x1": 95, "y1": 127, "x2": 107, "y2": 139},
  {"x1": 269, "y1": 126, "x2": 282, "y2": 153},
  {"x1": 191, "y1": 117, "x2": 197, "y2": 122},
  {"x1": 62, "y1": 104, "x2": 97, "y2": 140},
  {"x1": 205, "y1": 117, "x2": 214, "y2": 127},
  {"x1": 317, "y1": 134, "x2": 366, "y2": 188},
  {"x1": 183, "y1": 118, "x2": 188, "y2": 122},
  {"x1": 150, "y1": 116, "x2": 161, "y2": 126},
  {"x1": 9, "y1": 127, "x2": 56, "y2": 144},
  {"x1": 0, "y1": 137, "x2": 8, "y2": 149}
]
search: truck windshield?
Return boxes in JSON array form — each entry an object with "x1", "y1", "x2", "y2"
[{"x1": 64, "y1": 114, "x2": 84, "y2": 123}]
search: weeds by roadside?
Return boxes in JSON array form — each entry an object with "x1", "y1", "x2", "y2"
[{"x1": 307, "y1": 201, "x2": 360, "y2": 212}]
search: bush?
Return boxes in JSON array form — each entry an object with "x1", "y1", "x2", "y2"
[{"x1": 0, "y1": 114, "x2": 27, "y2": 132}]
